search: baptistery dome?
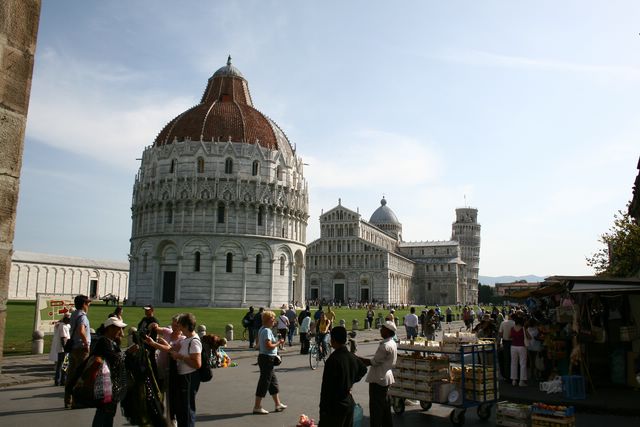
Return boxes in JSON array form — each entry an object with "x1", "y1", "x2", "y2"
[
  {"x1": 155, "y1": 56, "x2": 291, "y2": 155},
  {"x1": 129, "y1": 57, "x2": 309, "y2": 309}
]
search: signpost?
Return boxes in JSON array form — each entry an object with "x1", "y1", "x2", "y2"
[{"x1": 33, "y1": 293, "x2": 75, "y2": 334}]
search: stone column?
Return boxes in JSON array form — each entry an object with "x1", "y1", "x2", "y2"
[
  {"x1": 0, "y1": 0, "x2": 41, "y2": 372},
  {"x1": 209, "y1": 255, "x2": 216, "y2": 306}
]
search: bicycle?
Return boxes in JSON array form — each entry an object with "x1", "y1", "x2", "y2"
[{"x1": 309, "y1": 334, "x2": 331, "y2": 370}]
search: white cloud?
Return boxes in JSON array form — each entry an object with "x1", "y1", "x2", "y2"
[
  {"x1": 438, "y1": 49, "x2": 640, "y2": 81},
  {"x1": 26, "y1": 49, "x2": 195, "y2": 170},
  {"x1": 304, "y1": 129, "x2": 443, "y2": 189}
]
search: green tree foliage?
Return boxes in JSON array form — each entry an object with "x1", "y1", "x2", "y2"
[
  {"x1": 587, "y1": 206, "x2": 640, "y2": 277},
  {"x1": 478, "y1": 284, "x2": 504, "y2": 305}
]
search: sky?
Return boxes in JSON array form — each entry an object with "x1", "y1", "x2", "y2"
[{"x1": 15, "y1": 1, "x2": 640, "y2": 277}]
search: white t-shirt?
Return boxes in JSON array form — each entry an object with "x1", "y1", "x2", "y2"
[
  {"x1": 49, "y1": 322, "x2": 70, "y2": 361},
  {"x1": 177, "y1": 336, "x2": 202, "y2": 375},
  {"x1": 404, "y1": 313, "x2": 419, "y2": 328},
  {"x1": 498, "y1": 319, "x2": 515, "y2": 342},
  {"x1": 277, "y1": 315, "x2": 289, "y2": 329}
]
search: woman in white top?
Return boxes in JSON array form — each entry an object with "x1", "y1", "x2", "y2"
[
  {"x1": 276, "y1": 311, "x2": 289, "y2": 350},
  {"x1": 169, "y1": 313, "x2": 201, "y2": 427},
  {"x1": 144, "y1": 314, "x2": 185, "y2": 426},
  {"x1": 49, "y1": 315, "x2": 70, "y2": 386}
]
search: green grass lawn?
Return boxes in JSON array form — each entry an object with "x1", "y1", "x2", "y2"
[{"x1": 3, "y1": 301, "x2": 485, "y2": 355}]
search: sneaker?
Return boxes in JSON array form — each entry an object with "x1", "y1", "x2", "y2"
[
  {"x1": 512, "y1": 380, "x2": 517, "y2": 386},
  {"x1": 253, "y1": 407, "x2": 269, "y2": 415},
  {"x1": 275, "y1": 403, "x2": 287, "y2": 412},
  {"x1": 519, "y1": 381, "x2": 527, "y2": 387}
]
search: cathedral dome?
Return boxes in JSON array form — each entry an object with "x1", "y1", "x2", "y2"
[
  {"x1": 369, "y1": 197, "x2": 400, "y2": 225},
  {"x1": 154, "y1": 56, "x2": 292, "y2": 155}
]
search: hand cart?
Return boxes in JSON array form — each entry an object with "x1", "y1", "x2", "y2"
[{"x1": 389, "y1": 340, "x2": 498, "y2": 426}]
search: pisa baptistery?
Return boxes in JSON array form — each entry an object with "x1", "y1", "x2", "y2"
[{"x1": 128, "y1": 57, "x2": 309, "y2": 308}]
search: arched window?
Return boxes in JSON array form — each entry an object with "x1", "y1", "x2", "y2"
[
  {"x1": 217, "y1": 204, "x2": 225, "y2": 223},
  {"x1": 225, "y1": 157, "x2": 233, "y2": 174},
  {"x1": 279, "y1": 256, "x2": 286, "y2": 276},
  {"x1": 143, "y1": 253, "x2": 148, "y2": 273},
  {"x1": 252, "y1": 160, "x2": 259, "y2": 176},
  {"x1": 166, "y1": 203, "x2": 173, "y2": 224},
  {"x1": 276, "y1": 166, "x2": 282, "y2": 180},
  {"x1": 226, "y1": 253, "x2": 233, "y2": 273},
  {"x1": 258, "y1": 206, "x2": 264, "y2": 226},
  {"x1": 197, "y1": 157, "x2": 204, "y2": 174},
  {"x1": 194, "y1": 251, "x2": 201, "y2": 272},
  {"x1": 170, "y1": 159, "x2": 177, "y2": 174},
  {"x1": 255, "y1": 254, "x2": 262, "y2": 274}
]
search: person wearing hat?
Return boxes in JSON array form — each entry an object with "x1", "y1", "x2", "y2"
[
  {"x1": 64, "y1": 294, "x2": 91, "y2": 409},
  {"x1": 138, "y1": 305, "x2": 160, "y2": 377},
  {"x1": 91, "y1": 316, "x2": 133, "y2": 426},
  {"x1": 358, "y1": 321, "x2": 398, "y2": 427}
]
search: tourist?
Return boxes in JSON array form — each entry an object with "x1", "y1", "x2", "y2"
[
  {"x1": 299, "y1": 310, "x2": 311, "y2": 354},
  {"x1": 319, "y1": 326, "x2": 367, "y2": 426},
  {"x1": 143, "y1": 313, "x2": 185, "y2": 425},
  {"x1": 91, "y1": 316, "x2": 135, "y2": 427},
  {"x1": 252, "y1": 307, "x2": 264, "y2": 347},
  {"x1": 285, "y1": 304, "x2": 298, "y2": 346},
  {"x1": 49, "y1": 314, "x2": 70, "y2": 386},
  {"x1": 138, "y1": 305, "x2": 160, "y2": 376},
  {"x1": 498, "y1": 313, "x2": 515, "y2": 381},
  {"x1": 366, "y1": 306, "x2": 375, "y2": 329},
  {"x1": 422, "y1": 309, "x2": 437, "y2": 341},
  {"x1": 170, "y1": 313, "x2": 202, "y2": 427},
  {"x1": 445, "y1": 306, "x2": 453, "y2": 324},
  {"x1": 403, "y1": 307, "x2": 419, "y2": 340},
  {"x1": 242, "y1": 306, "x2": 257, "y2": 348},
  {"x1": 358, "y1": 321, "x2": 397, "y2": 427},
  {"x1": 317, "y1": 312, "x2": 332, "y2": 356},
  {"x1": 276, "y1": 310, "x2": 290, "y2": 350},
  {"x1": 253, "y1": 310, "x2": 287, "y2": 414},
  {"x1": 525, "y1": 318, "x2": 543, "y2": 381},
  {"x1": 64, "y1": 294, "x2": 91, "y2": 409},
  {"x1": 108, "y1": 305, "x2": 123, "y2": 320},
  {"x1": 510, "y1": 316, "x2": 528, "y2": 387}
]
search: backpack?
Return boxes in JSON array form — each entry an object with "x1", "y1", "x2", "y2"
[{"x1": 188, "y1": 337, "x2": 213, "y2": 383}]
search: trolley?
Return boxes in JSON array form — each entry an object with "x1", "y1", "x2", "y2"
[{"x1": 389, "y1": 339, "x2": 498, "y2": 426}]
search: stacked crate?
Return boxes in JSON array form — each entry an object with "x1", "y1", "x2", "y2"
[
  {"x1": 390, "y1": 354, "x2": 450, "y2": 401},
  {"x1": 451, "y1": 365, "x2": 498, "y2": 402},
  {"x1": 496, "y1": 402, "x2": 531, "y2": 427},
  {"x1": 531, "y1": 403, "x2": 575, "y2": 427}
]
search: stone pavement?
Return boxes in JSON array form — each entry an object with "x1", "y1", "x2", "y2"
[{"x1": 2, "y1": 322, "x2": 639, "y2": 417}]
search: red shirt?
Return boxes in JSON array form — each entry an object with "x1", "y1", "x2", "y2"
[{"x1": 511, "y1": 327, "x2": 525, "y2": 347}]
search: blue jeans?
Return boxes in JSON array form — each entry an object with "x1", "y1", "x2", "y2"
[
  {"x1": 176, "y1": 371, "x2": 200, "y2": 427},
  {"x1": 287, "y1": 326, "x2": 296, "y2": 345}
]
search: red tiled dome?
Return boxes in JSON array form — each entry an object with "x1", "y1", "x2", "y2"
[{"x1": 154, "y1": 56, "x2": 289, "y2": 151}]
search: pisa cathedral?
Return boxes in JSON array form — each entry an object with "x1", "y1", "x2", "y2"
[
  {"x1": 128, "y1": 58, "x2": 308, "y2": 308},
  {"x1": 305, "y1": 198, "x2": 480, "y2": 305}
]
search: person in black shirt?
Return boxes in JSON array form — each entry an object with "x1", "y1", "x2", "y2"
[
  {"x1": 319, "y1": 326, "x2": 367, "y2": 427},
  {"x1": 243, "y1": 306, "x2": 256, "y2": 348},
  {"x1": 138, "y1": 305, "x2": 160, "y2": 377}
]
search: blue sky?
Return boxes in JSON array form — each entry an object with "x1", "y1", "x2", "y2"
[{"x1": 15, "y1": 1, "x2": 640, "y2": 276}]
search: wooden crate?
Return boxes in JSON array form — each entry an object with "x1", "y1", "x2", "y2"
[
  {"x1": 497, "y1": 414, "x2": 531, "y2": 427},
  {"x1": 531, "y1": 415, "x2": 575, "y2": 427}
]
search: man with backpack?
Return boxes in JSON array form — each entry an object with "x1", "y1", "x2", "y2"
[{"x1": 64, "y1": 294, "x2": 91, "y2": 409}]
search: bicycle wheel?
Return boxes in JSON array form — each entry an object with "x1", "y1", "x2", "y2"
[{"x1": 309, "y1": 344, "x2": 320, "y2": 370}]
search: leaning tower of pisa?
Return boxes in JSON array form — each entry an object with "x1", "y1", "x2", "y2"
[{"x1": 451, "y1": 207, "x2": 481, "y2": 303}]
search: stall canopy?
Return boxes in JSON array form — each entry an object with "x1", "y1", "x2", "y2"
[{"x1": 545, "y1": 276, "x2": 640, "y2": 295}]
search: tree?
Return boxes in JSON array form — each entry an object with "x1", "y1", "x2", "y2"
[
  {"x1": 587, "y1": 205, "x2": 640, "y2": 277},
  {"x1": 478, "y1": 284, "x2": 504, "y2": 305}
]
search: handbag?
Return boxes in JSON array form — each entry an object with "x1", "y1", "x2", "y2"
[
  {"x1": 72, "y1": 355, "x2": 106, "y2": 408},
  {"x1": 272, "y1": 355, "x2": 282, "y2": 366}
]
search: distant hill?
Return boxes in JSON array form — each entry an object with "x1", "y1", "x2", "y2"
[{"x1": 479, "y1": 275, "x2": 547, "y2": 286}]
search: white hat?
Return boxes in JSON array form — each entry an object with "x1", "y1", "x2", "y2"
[
  {"x1": 382, "y1": 320, "x2": 397, "y2": 333},
  {"x1": 104, "y1": 317, "x2": 127, "y2": 329}
]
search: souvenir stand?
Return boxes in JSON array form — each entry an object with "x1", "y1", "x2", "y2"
[{"x1": 389, "y1": 332, "x2": 498, "y2": 426}]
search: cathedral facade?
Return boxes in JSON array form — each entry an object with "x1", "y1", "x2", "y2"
[
  {"x1": 128, "y1": 58, "x2": 309, "y2": 308},
  {"x1": 305, "y1": 198, "x2": 480, "y2": 305}
]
